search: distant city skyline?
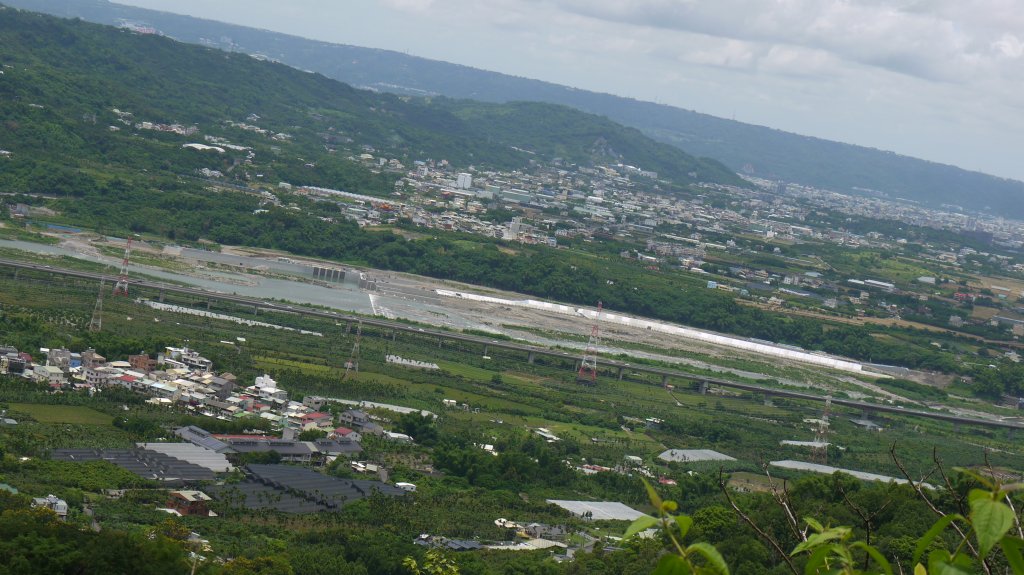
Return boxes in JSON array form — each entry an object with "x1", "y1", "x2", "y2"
[{"x1": 115, "y1": 0, "x2": 1024, "y2": 182}]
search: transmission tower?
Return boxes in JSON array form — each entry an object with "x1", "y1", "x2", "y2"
[
  {"x1": 812, "y1": 395, "x2": 832, "y2": 465},
  {"x1": 112, "y1": 236, "x2": 135, "y2": 296},
  {"x1": 343, "y1": 321, "x2": 362, "y2": 380},
  {"x1": 88, "y1": 276, "x2": 105, "y2": 332},
  {"x1": 576, "y1": 301, "x2": 603, "y2": 386}
]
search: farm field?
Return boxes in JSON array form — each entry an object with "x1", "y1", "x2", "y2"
[{"x1": 8, "y1": 403, "x2": 114, "y2": 425}]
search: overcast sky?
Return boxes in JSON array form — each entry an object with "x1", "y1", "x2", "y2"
[{"x1": 117, "y1": 0, "x2": 1024, "y2": 181}]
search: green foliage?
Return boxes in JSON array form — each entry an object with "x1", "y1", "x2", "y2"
[
  {"x1": 625, "y1": 479, "x2": 730, "y2": 575},
  {"x1": 627, "y1": 473, "x2": 1024, "y2": 575},
  {"x1": 0, "y1": 505, "x2": 191, "y2": 575},
  {"x1": 396, "y1": 413, "x2": 438, "y2": 447},
  {"x1": 1, "y1": 459, "x2": 153, "y2": 492},
  {"x1": 873, "y1": 379, "x2": 947, "y2": 402},
  {"x1": 298, "y1": 428, "x2": 327, "y2": 441},
  {"x1": 402, "y1": 549, "x2": 460, "y2": 575}
]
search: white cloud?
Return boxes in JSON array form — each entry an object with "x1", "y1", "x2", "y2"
[
  {"x1": 377, "y1": 0, "x2": 435, "y2": 13},
  {"x1": 540, "y1": 0, "x2": 1023, "y2": 84},
  {"x1": 992, "y1": 34, "x2": 1024, "y2": 58}
]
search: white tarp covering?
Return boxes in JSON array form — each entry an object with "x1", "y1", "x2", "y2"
[
  {"x1": 435, "y1": 290, "x2": 864, "y2": 374},
  {"x1": 658, "y1": 449, "x2": 737, "y2": 463},
  {"x1": 770, "y1": 460, "x2": 934, "y2": 489},
  {"x1": 546, "y1": 500, "x2": 648, "y2": 521}
]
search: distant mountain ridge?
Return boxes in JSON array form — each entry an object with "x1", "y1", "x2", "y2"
[
  {"x1": 11, "y1": 0, "x2": 1024, "y2": 217},
  {"x1": 8, "y1": 1, "x2": 1024, "y2": 214}
]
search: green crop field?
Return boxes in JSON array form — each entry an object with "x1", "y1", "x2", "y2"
[{"x1": 8, "y1": 403, "x2": 114, "y2": 425}]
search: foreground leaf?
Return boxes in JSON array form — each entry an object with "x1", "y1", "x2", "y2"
[
  {"x1": 686, "y1": 542, "x2": 729, "y2": 575},
  {"x1": 851, "y1": 541, "x2": 893, "y2": 575},
  {"x1": 913, "y1": 514, "x2": 965, "y2": 565},
  {"x1": 927, "y1": 549, "x2": 973, "y2": 575},
  {"x1": 623, "y1": 515, "x2": 659, "y2": 540},
  {"x1": 675, "y1": 515, "x2": 694, "y2": 540},
  {"x1": 969, "y1": 491, "x2": 1015, "y2": 557},
  {"x1": 653, "y1": 554, "x2": 691, "y2": 575},
  {"x1": 1001, "y1": 536, "x2": 1024, "y2": 574}
]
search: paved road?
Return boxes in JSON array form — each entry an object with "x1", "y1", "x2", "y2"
[{"x1": 3, "y1": 258, "x2": 1022, "y2": 433}]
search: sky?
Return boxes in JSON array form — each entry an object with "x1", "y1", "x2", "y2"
[{"x1": 117, "y1": 0, "x2": 1024, "y2": 182}]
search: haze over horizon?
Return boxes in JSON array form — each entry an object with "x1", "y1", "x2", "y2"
[{"x1": 112, "y1": 0, "x2": 1024, "y2": 183}]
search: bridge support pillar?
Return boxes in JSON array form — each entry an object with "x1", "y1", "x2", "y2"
[
  {"x1": 206, "y1": 299, "x2": 211, "y2": 310},
  {"x1": 763, "y1": 395, "x2": 774, "y2": 407},
  {"x1": 483, "y1": 345, "x2": 489, "y2": 357},
  {"x1": 159, "y1": 289, "x2": 165, "y2": 302},
  {"x1": 661, "y1": 374, "x2": 668, "y2": 386},
  {"x1": 391, "y1": 330, "x2": 396, "y2": 342},
  {"x1": 699, "y1": 381, "x2": 708, "y2": 395},
  {"x1": 527, "y1": 351, "x2": 535, "y2": 364},
  {"x1": 617, "y1": 366, "x2": 624, "y2": 380}
]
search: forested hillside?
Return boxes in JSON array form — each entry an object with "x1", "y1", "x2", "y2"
[
  {"x1": 0, "y1": 4, "x2": 740, "y2": 189},
  {"x1": 14, "y1": 0, "x2": 1024, "y2": 215}
]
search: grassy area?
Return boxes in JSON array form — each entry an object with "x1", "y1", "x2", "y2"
[
  {"x1": 254, "y1": 355, "x2": 337, "y2": 376},
  {"x1": 0, "y1": 223, "x2": 61, "y2": 245},
  {"x1": 8, "y1": 403, "x2": 114, "y2": 425}
]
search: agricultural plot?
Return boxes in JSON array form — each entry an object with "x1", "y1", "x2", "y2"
[{"x1": 8, "y1": 403, "x2": 113, "y2": 426}]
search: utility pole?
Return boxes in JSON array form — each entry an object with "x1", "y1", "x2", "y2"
[
  {"x1": 343, "y1": 321, "x2": 362, "y2": 380},
  {"x1": 576, "y1": 301, "x2": 602, "y2": 386},
  {"x1": 813, "y1": 396, "x2": 832, "y2": 465},
  {"x1": 88, "y1": 276, "x2": 105, "y2": 332},
  {"x1": 112, "y1": 235, "x2": 136, "y2": 296}
]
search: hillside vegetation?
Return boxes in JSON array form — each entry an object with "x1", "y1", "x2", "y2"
[
  {"x1": 0, "y1": 4, "x2": 740, "y2": 188},
  {"x1": 15, "y1": 0, "x2": 1024, "y2": 215}
]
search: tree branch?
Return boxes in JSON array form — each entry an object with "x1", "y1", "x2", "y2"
[
  {"x1": 762, "y1": 460, "x2": 805, "y2": 542},
  {"x1": 719, "y1": 470, "x2": 800, "y2": 575},
  {"x1": 891, "y1": 442, "x2": 988, "y2": 574}
]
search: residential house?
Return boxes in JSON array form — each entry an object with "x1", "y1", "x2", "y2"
[
  {"x1": 33, "y1": 365, "x2": 66, "y2": 387},
  {"x1": 0, "y1": 351, "x2": 27, "y2": 374},
  {"x1": 31, "y1": 495, "x2": 68, "y2": 520},
  {"x1": 338, "y1": 409, "x2": 370, "y2": 429},
  {"x1": 84, "y1": 365, "x2": 119, "y2": 387},
  {"x1": 45, "y1": 348, "x2": 72, "y2": 373},
  {"x1": 330, "y1": 427, "x2": 362, "y2": 443},
  {"x1": 338, "y1": 410, "x2": 385, "y2": 436},
  {"x1": 299, "y1": 412, "x2": 334, "y2": 430},
  {"x1": 80, "y1": 348, "x2": 106, "y2": 369},
  {"x1": 163, "y1": 347, "x2": 213, "y2": 372},
  {"x1": 384, "y1": 431, "x2": 413, "y2": 443},
  {"x1": 302, "y1": 395, "x2": 327, "y2": 410},
  {"x1": 525, "y1": 523, "x2": 568, "y2": 540},
  {"x1": 166, "y1": 490, "x2": 212, "y2": 516},
  {"x1": 128, "y1": 353, "x2": 157, "y2": 372}
]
